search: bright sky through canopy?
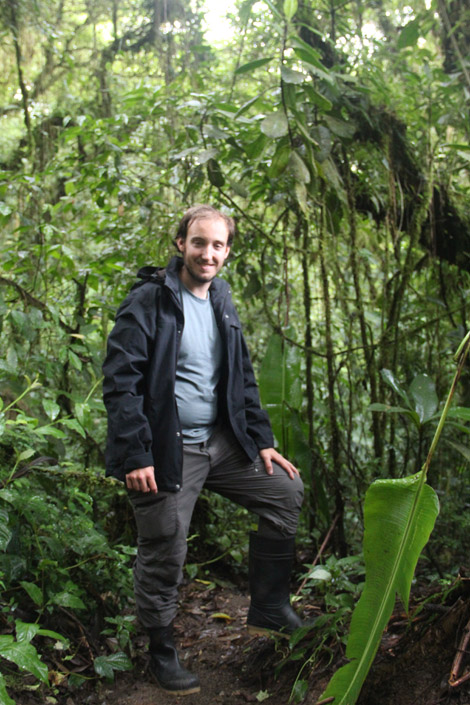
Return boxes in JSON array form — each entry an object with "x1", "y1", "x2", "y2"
[{"x1": 202, "y1": 0, "x2": 236, "y2": 44}]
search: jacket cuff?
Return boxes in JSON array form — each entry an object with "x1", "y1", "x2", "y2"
[
  {"x1": 257, "y1": 426, "x2": 275, "y2": 447},
  {"x1": 123, "y1": 452, "x2": 155, "y2": 473}
]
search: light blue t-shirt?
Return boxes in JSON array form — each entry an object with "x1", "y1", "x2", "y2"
[{"x1": 175, "y1": 284, "x2": 223, "y2": 443}]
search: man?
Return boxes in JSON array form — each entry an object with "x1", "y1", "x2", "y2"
[{"x1": 102, "y1": 205, "x2": 305, "y2": 696}]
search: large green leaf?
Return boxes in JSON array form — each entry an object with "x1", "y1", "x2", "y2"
[
  {"x1": 380, "y1": 369, "x2": 411, "y2": 407},
  {"x1": 291, "y1": 38, "x2": 325, "y2": 71},
  {"x1": 303, "y1": 85, "x2": 333, "y2": 113},
  {"x1": 14, "y1": 619, "x2": 65, "y2": 644},
  {"x1": 409, "y1": 374, "x2": 438, "y2": 423},
  {"x1": 368, "y1": 403, "x2": 420, "y2": 429},
  {"x1": 49, "y1": 589, "x2": 86, "y2": 610},
  {"x1": 259, "y1": 335, "x2": 285, "y2": 446},
  {"x1": 288, "y1": 151, "x2": 311, "y2": 184},
  {"x1": 319, "y1": 472, "x2": 439, "y2": 705},
  {"x1": 261, "y1": 112, "x2": 289, "y2": 138},
  {"x1": 267, "y1": 143, "x2": 291, "y2": 178},
  {"x1": 397, "y1": 17, "x2": 421, "y2": 49},
  {"x1": 42, "y1": 399, "x2": 60, "y2": 421},
  {"x1": 280, "y1": 66, "x2": 304, "y2": 84},
  {"x1": 446, "y1": 406, "x2": 470, "y2": 422},
  {"x1": 0, "y1": 635, "x2": 49, "y2": 683},
  {"x1": 207, "y1": 159, "x2": 225, "y2": 187},
  {"x1": 20, "y1": 581, "x2": 44, "y2": 607},
  {"x1": 234, "y1": 57, "x2": 273, "y2": 75},
  {"x1": 259, "y1": 335, "x2": 301, "y2": 402},
  {"x1": 283, "y1": 0, "x2": 298, "y2": 21},
  {"x1": 258, "y1": 334, "x2": 302, "y2": 454}
]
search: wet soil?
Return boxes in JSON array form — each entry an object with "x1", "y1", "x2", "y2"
[
  {"x1": 58, "y1": 578, "x2": 470, "y2": 705},
  {"x1": 11, "y1": 576, "x2": 470, "y2": 705},
  {"x1": 85, "y1": 582, "x2": 322, "y2": 705}
]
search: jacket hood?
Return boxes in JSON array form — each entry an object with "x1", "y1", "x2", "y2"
[{"x1": 136, "y1": 257, "x2": 181, "y2": 281}]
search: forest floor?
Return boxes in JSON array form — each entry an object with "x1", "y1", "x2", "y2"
[{"x1": 52, "y1": 574, "x2": 470, "y2": 705}]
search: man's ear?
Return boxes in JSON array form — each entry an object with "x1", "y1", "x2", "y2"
[{"x1": 176, "y1": 237, "x2": 185, "y2": 252}]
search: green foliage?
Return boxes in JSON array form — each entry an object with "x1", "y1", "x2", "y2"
[
  {"x1": 93, "y1": 652, "x2": 133, "y2": 681},
  {"x1": 258, "y1": 333, "x2": 304, "y2": 456},
  {"x1": 0, "y1": 0, "x2": 469, "y2": 701},
  {"x1": 101, "y1": 615, "x2": 137, "y2": 653},
  {"x1": 370, "y1": 370, "x2": 439, "y2": 429},
  {"x1": 186, "y1": 492, "x2": 252, "y2": 579},
  {"x1": 318, "y1": 334, "x2": 470, "y2": 704},
  {"x1": 0, "y1": 378, "x2": 134, "y2": 703},
  {"x1": 275, "y1": 556, "x2": 365, "y2": 703},
  {"x1": 0, "y1": 619, "x2": 67, "y2": 704},
  {"x1": 319, "y1": 473, "x2": 439, "y2": 704},
  {"x1": 305, "y1": 555, "x2": 365, "y2": 616},
  {"x1": 0, "y1": 468, "x2": 134, "y2": 607}
]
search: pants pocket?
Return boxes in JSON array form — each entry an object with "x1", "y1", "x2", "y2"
[{"x1": 129, "y1": 491, "x2": 177, "y2": 539}]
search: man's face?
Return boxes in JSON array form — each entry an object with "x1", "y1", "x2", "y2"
[{"x1": 176, "y1": 217, "x2": 231, "y2": 290}]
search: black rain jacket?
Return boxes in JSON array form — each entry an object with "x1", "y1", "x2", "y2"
[{"x1": 102, "y1": 256, "x2": 274, "y2": 491}]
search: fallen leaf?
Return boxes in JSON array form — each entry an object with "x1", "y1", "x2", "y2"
[{"x1": 211, "y1": 612, "x2": 234, "y2": 623}]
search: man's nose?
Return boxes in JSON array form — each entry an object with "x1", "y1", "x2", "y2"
[{"x1": 201, "y1": 245, "x2": 214, "y2": 260}]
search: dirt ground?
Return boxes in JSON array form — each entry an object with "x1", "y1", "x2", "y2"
[
  {"x1": 85, "y1": 582, "x2": 327, "y2": 705},
  {"x1": 54, "y1": 577, "x2": 470, "y2": 705}
]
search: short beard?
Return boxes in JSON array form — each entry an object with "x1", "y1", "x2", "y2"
[{"x1": 183, "y1": 264, "x2": 216, "y2": 285}]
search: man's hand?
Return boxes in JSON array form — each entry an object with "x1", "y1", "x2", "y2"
[
  {"x1": 259, "y1": 448, "x2": 299, "y2": 480},
  {"x1": 125, "y1": 466, "x2": 158, "y2": 493}
]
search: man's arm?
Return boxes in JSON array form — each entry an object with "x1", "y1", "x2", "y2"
[{"x1": 102, "y1": 287, "x2": 157, "y2": 478}]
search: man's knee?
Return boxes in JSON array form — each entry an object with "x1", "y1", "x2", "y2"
[
  {"x1": 259, "y1": 464, "x2": 304, "y2": 536},
  {"x1": 273, "y1": 463, "x2": 304, "y2": 509}
]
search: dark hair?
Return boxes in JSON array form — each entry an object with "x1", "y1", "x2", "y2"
[{"x1": 174, "y1": 205, "x2": 235, "y2": 247}]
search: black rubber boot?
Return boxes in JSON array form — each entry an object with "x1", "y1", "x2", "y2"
[
  {"x1": 247, "y1": 532, "x2": 304, "y2": 637},
  {"x1": 148, "y1": 623, "x2": 200, "y2": 695}
]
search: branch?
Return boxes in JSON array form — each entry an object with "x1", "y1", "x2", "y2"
[
  {"x1": 0, "y1": 276, "x2": 74, "y2": 334},
  {"x1": 8, "y1": 0, "x2": 32, "y2": 148}
]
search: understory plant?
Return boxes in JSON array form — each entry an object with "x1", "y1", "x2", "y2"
[
  {"x1": 0, "y1": 384, "x2": 135, "y2": 703},
  {"x1": 285, "y1": 555, "x2": 365, "y2": 703},
  {"x1": 316, "y1": 331, "x2": 470, "y2": 705}
]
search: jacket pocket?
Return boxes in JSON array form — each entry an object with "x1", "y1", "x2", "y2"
[{"x1": 128, "y1": 491, "x2": 177, "y2": 539}]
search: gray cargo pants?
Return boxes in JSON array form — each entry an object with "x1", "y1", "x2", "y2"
[{"x1": 128, "y1": 425, "x2": 304, "y2": 628}]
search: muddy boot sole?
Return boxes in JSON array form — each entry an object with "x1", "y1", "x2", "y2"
[
  {"x1": 246, "y1": 623, "x2": 289, "y2": 639},
  {"x1": 156, "y1": 681, "x2": 201, "y2": 696},
  {"x1": 148, "y1": 662, "x2": 201, "y2": 695}
]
